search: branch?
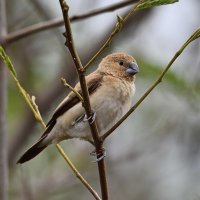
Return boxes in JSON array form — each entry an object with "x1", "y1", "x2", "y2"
[
  {"x1": 102, "y1": 27, "x2": 200, "y2": 140},
  {"x1": 61, "y1": 77, "x2": 83, "y2": 102},
  {"x1": 59, "y1": 0, "x2": 108, "y2": 199},
  {"x1": 5, "y1": 0, "x2": 139, "y2": 44},
  {"x1": 8, "y1": 61, "x2": 77, "y2": 165}
]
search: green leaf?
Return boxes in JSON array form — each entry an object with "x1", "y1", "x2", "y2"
[
  {"x1": 137, "y1": 0, "x2": 178, "y2": 9},
  {"x1": 0, "y1": 46, "x2": 17, "y2": 77}
]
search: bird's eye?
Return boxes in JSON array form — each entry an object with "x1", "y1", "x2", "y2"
[{"x1": 118, "y1": 61, "x2": 124, "y2": 66}]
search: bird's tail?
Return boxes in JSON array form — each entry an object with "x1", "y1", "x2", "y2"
[
  {"x1": 16, "y1": 138, "x2": 48, "y2": 164},
  {"x1": 17, "y1": 119, "x2": 56, "y2": 164}
]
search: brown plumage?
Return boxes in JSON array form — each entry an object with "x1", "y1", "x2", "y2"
[{"x1": 17, "y1": 52, "x2": 139, "y2": 164}]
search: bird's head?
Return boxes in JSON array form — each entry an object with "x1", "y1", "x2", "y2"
[{"x1": 98, "y1": 52, "x2": 139, "y2": 82}]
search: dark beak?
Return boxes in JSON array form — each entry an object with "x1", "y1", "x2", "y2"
[{"x1": 126, "y1": 62, "x2": 139, "y2": 75}]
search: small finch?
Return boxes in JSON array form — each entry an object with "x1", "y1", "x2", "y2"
[{"x1": 17, "y1": 52, "x2": 139, "y2": 164}]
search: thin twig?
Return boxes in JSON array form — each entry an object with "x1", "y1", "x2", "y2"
[
  {"x1": 59, "y1": 0, "x2": 108, "y2": 199},
  {"x1": 5, "y1": 0, "x2": 139, "y2": 44},
  {"x1": 61, "y1": 77, "x2": 83, "y2": 102},
  {"x1": 102, "y1": 27, "x2": 200, "y2": 141}
]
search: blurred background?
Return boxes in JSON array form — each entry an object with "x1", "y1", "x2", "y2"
[{"x1": 3, "y1": 0, "x2": 200, "y2": 199}]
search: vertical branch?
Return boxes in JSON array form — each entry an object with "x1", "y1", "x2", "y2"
[
  {"x1": 0, "y1": 0, "x2": 8, "y2": 200},
  {"x1": 59, "y1": 0, "x2": 108, "y2": 199}
]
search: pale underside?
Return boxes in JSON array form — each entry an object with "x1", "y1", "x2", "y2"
[{"x1": 43, "y1": 76, "x2": 135, "y2": 145}]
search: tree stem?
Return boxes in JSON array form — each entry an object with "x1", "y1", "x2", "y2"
[{"x1": 59, "y1": 0, "x2": 109, "y2": 199}]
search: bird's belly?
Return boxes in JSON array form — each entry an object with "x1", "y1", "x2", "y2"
[
  {"x1": 95, "y1": 97, "x2": 128, "y2": 135},
  {"x1": 67, "y1": 94, "x2": 131, "y2": 141}
]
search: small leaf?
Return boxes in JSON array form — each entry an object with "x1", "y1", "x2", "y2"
[
  {"x1": 137, "y1": 0, "x2": 178, "y2": 9},
  {"x1": 117, "y1": 15, "x2": 124, "y2": 25},
  {"x1": 0, "y1": 46, "x2": 17, "y2": 77},
  {"x1": 115, "y1": 15, "x2": 124, "y2": 34}
]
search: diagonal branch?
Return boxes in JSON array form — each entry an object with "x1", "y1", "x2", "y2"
[
  {"x1": 102, "y1": 27, "x2": 200, "y2": 141},
  {"x1": 5, "y1": 0, "x2": 139, "y2": 44},
  {"x1": 61, "y1": 77, "x2": 83, "y2": 102},
  {"x1": 59, "y1": 0, "x2": 108, "y2": 199}
]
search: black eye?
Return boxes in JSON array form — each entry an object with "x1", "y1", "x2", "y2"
[{"x1": 119, "y1": 61, "x2": 124, "y2": 66}]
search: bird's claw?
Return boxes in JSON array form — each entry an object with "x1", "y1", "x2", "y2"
[
  {"x1": 83, "y1": 110, "x2": 96, "y2": 124},
  {"x1": 90, "y1": 148, "x2": 106, "y2": 162}
]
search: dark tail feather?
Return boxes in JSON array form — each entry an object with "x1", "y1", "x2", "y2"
[
  {"x1": 17, "y1": 139, "x2": 47, "y2": 164},
  {"x1": 17, "y1": 120, "x2": 56, "y2": 164}
]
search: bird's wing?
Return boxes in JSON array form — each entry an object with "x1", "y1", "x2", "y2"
[{"x1": 41, "y1": 72, "x2": 103, "y2": 138}]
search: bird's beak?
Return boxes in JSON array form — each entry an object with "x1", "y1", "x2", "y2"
[{"x1": 126, "y1": 62, "x2": 139, "y2": 75}]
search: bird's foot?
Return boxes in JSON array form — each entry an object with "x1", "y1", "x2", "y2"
[
  {"x1": 90, "y1": 148, "x2": 106, "y2": 162},
  {"x1": 83, "y1": 110, "x2": 96, "y2": 124}
]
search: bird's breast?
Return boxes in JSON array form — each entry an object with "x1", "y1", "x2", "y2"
[{"x1": 90, "y1": 78, "x2": 135, "y2": 136}]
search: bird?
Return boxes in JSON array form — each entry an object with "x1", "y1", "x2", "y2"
[{"x1": 17, "y1": 52, "x2": 139, "y2": 164}]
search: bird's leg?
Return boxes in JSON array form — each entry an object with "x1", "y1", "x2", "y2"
[
  {"x1": 83, "y1": 109, "x2": 96, "y2": 124},
  {"x1": 90, "y1": 147, "x2": 106, "y2": 162}
]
